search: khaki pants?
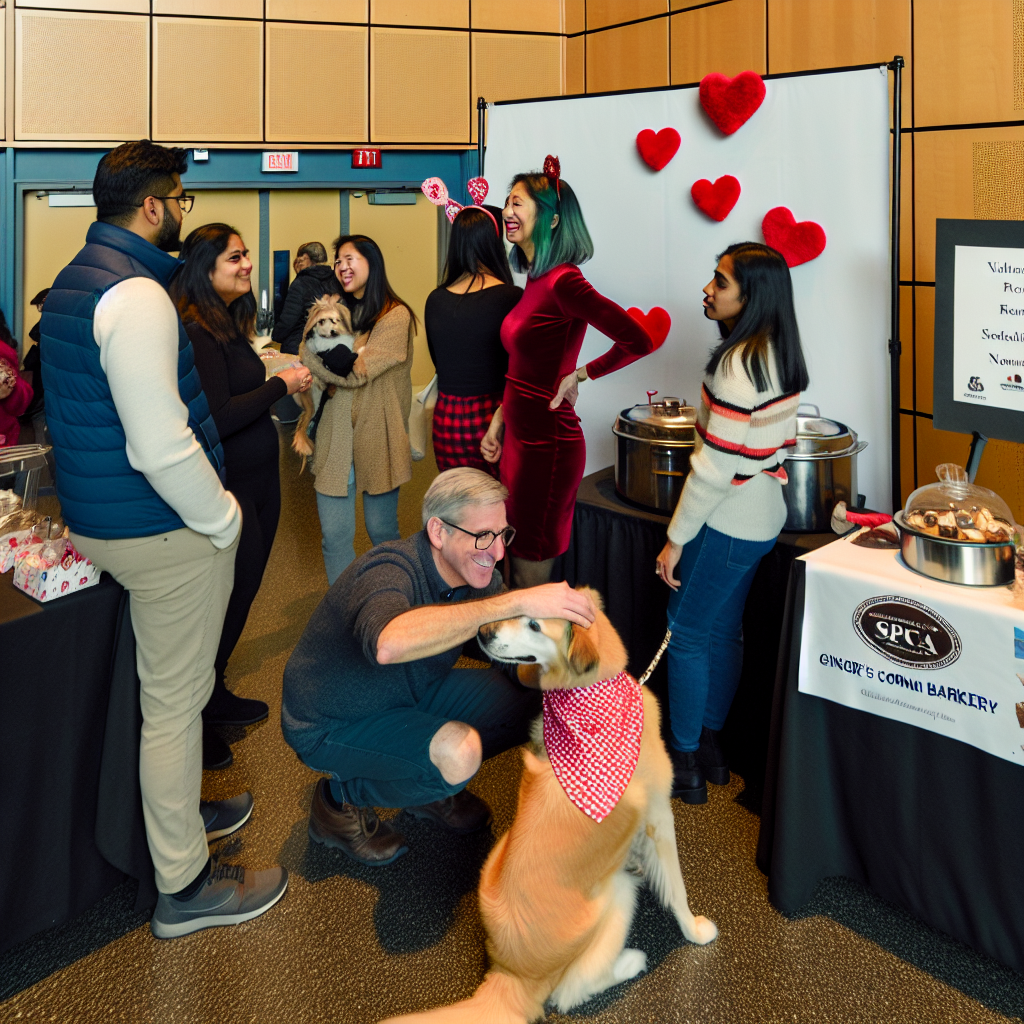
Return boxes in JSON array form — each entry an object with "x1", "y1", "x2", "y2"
[{"x1": 72, "y1": 526, "x2": 238, "y2": 894}]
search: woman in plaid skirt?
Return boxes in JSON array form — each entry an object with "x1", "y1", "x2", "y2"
[{"x1": 424, "y1": 204, "x2": 521, "y2": 478}]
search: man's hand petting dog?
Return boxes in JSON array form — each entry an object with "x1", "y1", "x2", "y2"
[{"x1": 511, "y1": 581, "x2": 596, "y2": 628}]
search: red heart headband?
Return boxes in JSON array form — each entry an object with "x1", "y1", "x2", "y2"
[
  {"x1": 543, "y1": 154, "x2": 561, "y2": 198},
  {"x1": 421, "y1": 177, "x2": 498, "y2": 235}
]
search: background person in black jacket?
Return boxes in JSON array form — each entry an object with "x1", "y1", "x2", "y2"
[
  {"x1": 272, "y1": 241, "x2": 338, "y2": 356},
  {"x1": 172, "y1": 222, "x2": 310, "y2": 769}
]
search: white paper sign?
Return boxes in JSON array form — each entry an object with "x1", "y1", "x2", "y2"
[
  {"x1": 798, "y1": 537, "x2": 1024, "y2": 765},
  {"x1": 953, "y1": 244, "x2": 1024, "y2": 412}
]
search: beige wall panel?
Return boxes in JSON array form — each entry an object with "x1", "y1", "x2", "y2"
[
  {"x1": 767, "y1": 0, "x2": 910, "y2": 124},
  {"x1": 914, "y1": 0, "x2": 1014, "y2": 127},
  {"x1": 671, "y1": 0, "x2": 765, "y2": 85},
  {"x1": 268, "y1": 191, "x2": 341, "y2": 284},
  {"x1": 914, "y1": 126, "x2": 1024, "y2": 282},
  {"x1": 587, "y1": 0, "x2": 666, "y2": 30},
  {"x1": 371, "y1": 28, "x2": 469, "y2": 143},
  {"x1": 17, "y1": 0, "x2": 149, "y2": 11},
  {"x1": 471, "y1": 0, "x2": 561, "y2": 32},
  {"x1": 370, "y1": 0, "x2": 468, "y2": 28},
  {"x1": 188, "y1": 190, "x2": 262, "y2": 299},
  {"x1": 17, "y1": 10, "x2": 148, "y2": 140},
  {"x1": 472, "y1": 32, "x2": 562, "y2": 142},
  {"x1": 22, "y1": 197, "x2": 96, "y2": 347},
  {"x1": 564, "y1": 0, "x2": 585, "y2": 35},
  {"x1": 154, "y1": 0, "x2": 263, "y2": 16},
  {"x1": 587, "y1": 18, "x2": 668, "y2": 93},
  {"x1": 267, "y1": 0, "x2": 368, "y2": 20},
  {"x1": 900, "y1": 412, "x2": 915, "y2": 500},
  {"x1": 349, "y1": 191, "x2": 437, "y2": 387},
  {"x1": 154, "y1": 18, "x2": 262, "y2": 141},
  {"x1": 914, "y1": 285, "x2": 934, "y2": 415},
  {"x1": 267, "y1": 23, "x2": 367, "y2": 141},
  {"x1": 565, "y1": 33, "x2": 584, "y2": 94}
]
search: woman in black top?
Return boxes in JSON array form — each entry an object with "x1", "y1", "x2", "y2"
[
  {"x1": 424, "y1": 204, "x2": 521, "y2": 476},
  {"x1": 171, "y1": 223, "x2": 309, "y2": 768}
]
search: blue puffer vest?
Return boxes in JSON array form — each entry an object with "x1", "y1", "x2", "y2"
[{"x1": 40, "y1": 221, "x2": 225, "y2": 540}]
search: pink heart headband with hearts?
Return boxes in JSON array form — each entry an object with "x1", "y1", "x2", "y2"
[{"x1": 421, "y1": 177, "x2": 499, "y2": 235}]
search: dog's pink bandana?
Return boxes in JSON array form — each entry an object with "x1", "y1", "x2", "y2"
[{"x1": 542, "y1": 671, "x2": 644, "y2": 822}]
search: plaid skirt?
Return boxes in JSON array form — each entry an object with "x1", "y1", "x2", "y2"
[{"x1": 432, "y1": 390, "x2": 503, "y2": 478}]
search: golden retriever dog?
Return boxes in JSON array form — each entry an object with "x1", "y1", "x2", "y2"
[
  {"x1": 380, "y1": 588, "x2": 717, "y2": 1024},
  {"x1": 292, "y1": 294, "x2": 354, "y2": 461}
]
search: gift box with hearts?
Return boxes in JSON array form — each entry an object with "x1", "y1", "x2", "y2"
[{"x1": 12, "y1": 538, "x2": 99, "y2": 603}]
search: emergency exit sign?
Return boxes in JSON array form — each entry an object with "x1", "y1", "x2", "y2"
[
  {"x1": 352, "y1": 149, "x2": 382, "y2": 168},
  {"x1": 261, "y1": 151, "x2": 298, "y2": 172}
]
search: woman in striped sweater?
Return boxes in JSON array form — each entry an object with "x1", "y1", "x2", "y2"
[{"x1": 655, "y1": 243, "x2": 809, "y2": 804}]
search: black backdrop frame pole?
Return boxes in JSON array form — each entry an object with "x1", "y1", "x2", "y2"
[
  {"x1": 477, "y1": 97, "x2": 486, "y2": 178},
  {"x1": 889, "y1": 56, "x2": 905, "y2": 512}
]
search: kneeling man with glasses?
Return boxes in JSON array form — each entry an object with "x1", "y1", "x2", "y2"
[{"x1": 282, "y1": 467, "x2": 596, "y2": 864}]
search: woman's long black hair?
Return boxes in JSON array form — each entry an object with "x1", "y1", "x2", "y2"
[
  {"x1": 705, "y1": 242, "x2": 809, "y2": 394},
  {"x1": 439, "y1": 205, "x2": 512, "y2": 289},
  {"x1": 171, "y1": 223, "x2": 256, "y2": 343},
  {"x1": 331, "y1": 233, "x2": 417, "y2": 334}
]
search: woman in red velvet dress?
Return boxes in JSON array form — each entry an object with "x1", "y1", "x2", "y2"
[{"x1": 481, "y1": 158, "x2": 658, "y2": 587}]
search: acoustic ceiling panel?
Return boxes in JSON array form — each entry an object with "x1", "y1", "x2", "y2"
[
  {"x1": 153, "y1": 17, "x2": 263, "y2": 141},
  {"x1": 370, "y1": 0, "x2": 468, "y2": 28},
  {"x1": 470, "y1": 0, "x2": 562, "y2": 33},
  {"x1": 16, "y1": 9, "x2": 149, "y2": 140},
  {"x1": 16, "y1": 0, "x2": 149, "y2": 11},
  {"x1": 371, "y1": 27, "x2": 469, "y2": 142},
  {"x1": 267, "y1": 23, "x2": 368, "y2": 141},
  {"x1": 266, "y1": 0, "x2": 368, "y2": 21},
  {"x1": 472, "y1": 32, "x2": 563, "y2": 141},
  {"x1": 153, "y1": 0, "x2": 263, "y2": 17}
]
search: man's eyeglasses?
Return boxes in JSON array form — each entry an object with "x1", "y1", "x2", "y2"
[
  {"x1": 141, "y1": 194, "x2": 195, "y2": 214},
  {"x1": 440, "y1": 519, "x2": 515, "y2": 550}
]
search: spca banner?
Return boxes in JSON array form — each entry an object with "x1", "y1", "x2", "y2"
[{"x1": 798, "y1": 537, "x2": 1024, "y2": 766}]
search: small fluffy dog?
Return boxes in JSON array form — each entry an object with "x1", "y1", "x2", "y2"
[
  {"x1": 292, "y1": 295, "x2": 357, "y2": 461},
  {"x1": 380, "y1": 588, "x2": 717, "y2": 1024}
]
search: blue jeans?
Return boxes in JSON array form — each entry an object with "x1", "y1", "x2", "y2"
[
  {"x1": 665, "y1": 525, "x2": 776, "y2": 753},
  {"x1": 316, "y1": 466, "x2": 401, "y2": 584}
]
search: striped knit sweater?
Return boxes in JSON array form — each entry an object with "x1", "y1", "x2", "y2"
[{"x1": 667, "y1": 345, "x2": 800, "y2": 546}]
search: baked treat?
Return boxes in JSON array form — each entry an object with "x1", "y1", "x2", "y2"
[
  {"x1": 1016, "y1": 702, "x2": 1024, "y2": 729},
  {"x1": 905, "y1": 504, "x2": 1013, "y2": 543}
]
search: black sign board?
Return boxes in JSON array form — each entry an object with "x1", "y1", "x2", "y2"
[{"x1": 934, "y1": 219, "x2": 1024, "y2": 442}]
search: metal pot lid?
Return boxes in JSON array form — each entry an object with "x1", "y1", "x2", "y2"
[
  {"x1": 792, "y1": 403, "x2": 856, "y2": 455},
  {"x1": 616, "y1": 396, "x2": 696, "y2": 442}
]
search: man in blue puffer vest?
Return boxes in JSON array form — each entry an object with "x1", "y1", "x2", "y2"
[{"x1": 41, "y1": 141, "x2": 287, "y2": 938}]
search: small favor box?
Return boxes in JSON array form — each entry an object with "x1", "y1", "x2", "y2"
[{"x1": 12, "y1": 541, "x2": 99, "y2": 602}]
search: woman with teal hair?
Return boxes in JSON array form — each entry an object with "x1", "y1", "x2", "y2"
[{"x1": 480, "y1": 156, "x2": 660, "y2": 587}]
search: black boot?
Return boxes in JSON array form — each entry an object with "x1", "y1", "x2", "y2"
[
  {"x1": 670, "y1": 749, "x2": 707, "y2": 804},
  {"x1": 203, "y1": 726, "x2": 233, "y2": 771},
  {"x1": 697, "y1": 727, "x2": 730, "y2": 786},
  {"x1": 203, "y1": 676, "x2": 269, "y2": 727}
]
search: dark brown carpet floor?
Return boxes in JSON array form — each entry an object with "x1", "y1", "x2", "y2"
[{"x1": 1, "y1": 427, "x2": 1022, "y2": 1023}]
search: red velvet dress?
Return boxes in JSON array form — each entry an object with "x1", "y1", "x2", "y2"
[{"x1": 499, "y1": 264, "x2": 655, "y2": 560}]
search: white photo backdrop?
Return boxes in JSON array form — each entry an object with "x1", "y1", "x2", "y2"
[{"x1": 485, "y1": 66, "x2": 892, "y2": 509}]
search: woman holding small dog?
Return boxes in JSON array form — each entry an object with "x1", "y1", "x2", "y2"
[
  {"x1": 305, "y1": 234, "x2": 415, "y2": 584},
  {"x1": 480, "y1": 157, "x2": 659, "y2": 588},
  {"x1": 655, "y1": 243, "x2": 808, "y2": 804},
  {"x1": 172, "y1": 223, "x2": 310, "y2": 767},
  {"x1": 425, "y1": 204, "x2": 520, "y2": 478}
]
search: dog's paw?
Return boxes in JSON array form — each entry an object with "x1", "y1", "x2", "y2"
[
  {"x1": 688, "y1": 915, "x2": 718, "y2": 945},
  {"x1": 612, "y1": 948, "x2": 647, "y2": 982}
]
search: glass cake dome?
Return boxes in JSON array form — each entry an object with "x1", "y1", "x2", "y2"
[{"x1": 902, "y1": 463, "x2": 1016, "y2": 544}]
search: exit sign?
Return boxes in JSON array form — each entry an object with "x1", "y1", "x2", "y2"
[
  {"x1": 352, "y1": 149, "x2": 382, "y2": 169},
  {"x1": 261, "y1": 151, "x2": 298, "y2": 172}
]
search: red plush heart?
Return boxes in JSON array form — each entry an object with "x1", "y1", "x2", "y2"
[
  {"x1": 691, "y1": 175, "x2": 741, "y2": 221},
  {"x1": 699, "y1": 71, "x2": 766, "y2": 135},
  {"x1": 761, "y1": 207, "x2": 826, "y2": 267},
  {"x1": 627, "y1": 307, "x2": 672, "y2": 348},
  {"x1": 636, "y1": 128, "x2": 681, "y2": 171}
]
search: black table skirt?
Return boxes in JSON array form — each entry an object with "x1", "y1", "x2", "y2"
[
  {"x1": 757, "y1": 560, "x2": 1024, "y2": 975},
  {"x1": 553, "y1": 467, "x2": 833, "y2": 796},
  {"x1": 1, "y1": 572, "x2": 153, "y2": 954}
]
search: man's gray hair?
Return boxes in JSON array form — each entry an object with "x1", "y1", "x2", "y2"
[
  {"x1": 297, "y1": 241, "x2": 328, "y2": 265},
  {"x1": 422, "y1": 467, "x2": 508, "y2": 528}
]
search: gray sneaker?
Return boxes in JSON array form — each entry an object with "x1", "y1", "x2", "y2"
[
  {"x1": 201, "y1": 792, "x2": 254, "y2": 840},
  {"x1": 150, "y1": 860, "x2": 288, "y2": 939}
]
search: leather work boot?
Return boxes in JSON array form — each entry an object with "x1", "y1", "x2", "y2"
[
  {"x1": 670, "y1": 749, "x2": 708, "y2": 804},
  {"x1": 405, "y1": 790, "x2": 492, "y2": 834},
  {"x1": 308, "y1": 779, "x2": 409, "y2": 866},
  {"x1": 696, "y1": 726, "x2": 731, "y2": 786}
]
